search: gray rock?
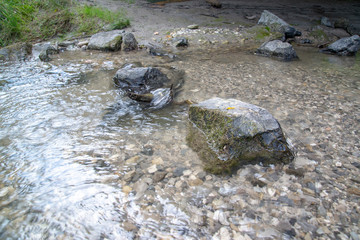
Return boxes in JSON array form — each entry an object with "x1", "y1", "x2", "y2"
[
  {"x1": 39, "y1": 44, "x2": 58, "y2": 62},
  {"x1": 321, "y1": 35, "x2": 360, "y2": 56},
  {"x1": 256, "y1": 40, "x2": 298, "y2": 61},
  {"x1": 321, "y1": 17, "x2": 335, "y2": 28},
  {"x1": 113, "y1": 65, "x2": 170, "y2": 94},
  {"x1": 172, "y1": 37, "x2": 189, "y2": 48},
  {"x1": 0, "y1": 43, "x2": 32, "y2": 62},
  {"x1": 121, "y1": 33, "x2": 138, "y2": 51},
  {"x1": 187, "y1": 98, "x2": 294, "y2": 174},
  {"x1": 257, "y1": 10, "x2": 289, "y2": 32},
  {"x1": 88, "y1": 30, "x2": 124, "y2": 51}
]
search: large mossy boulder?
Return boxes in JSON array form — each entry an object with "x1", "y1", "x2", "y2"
[
  {"x1": 88, "y1": 30, "x2": 124, "y2": 51},
  {"x1": 320, "y1": 35, "x2": 360, "y2": 56},
  {"x1": 187, "y1": 98, "x2": 294, "y2": 175},
  {"x1": 256, "y1": 40, "x2": 298, "y2": 61}
]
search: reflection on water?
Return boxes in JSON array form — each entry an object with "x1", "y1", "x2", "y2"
[{"x1": 0, "y1": 46, "x2": 359, "y2": 239}]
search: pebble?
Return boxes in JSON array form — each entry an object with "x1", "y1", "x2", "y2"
[
  {"x1": 153, "y1": 171, "x2": 167, "y2": 183},
  {"x1": 122, "y1": 185, "x2": 132, "y2": 194},
  {"x1": 125, "y1": 155, "x2": 140, "y2": 165},
  {"x1": 152, "y1": 157, "x2": 164, "y2": 165},
  {"x1": 0, "y1": 187, "x2": 10, "y2": 198},
  {"x1": 148, "y1": 165, "x2": 158, "y2": 174},
  {"x1": 188, "y1": 24, "x2": 199, "y2": 30}
]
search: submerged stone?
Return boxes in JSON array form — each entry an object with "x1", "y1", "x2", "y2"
[{"x1": 187, "y1": 98, "x2": 294, "y2": 175}]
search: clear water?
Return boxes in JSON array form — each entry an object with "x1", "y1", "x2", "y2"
[{"x1": 0, "y1": 46, "x2": 359, "y2": 239}]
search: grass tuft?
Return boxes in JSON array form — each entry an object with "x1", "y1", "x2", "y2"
[{"x1": 0, "y1": 0, "x2": 130, "y2": 47}]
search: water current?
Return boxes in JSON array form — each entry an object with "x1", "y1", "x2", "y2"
[{"x1": 0, "y1": 46, "x2": 359, "y2": 239}]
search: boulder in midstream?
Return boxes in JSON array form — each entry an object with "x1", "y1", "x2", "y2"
[
  {"x1": 187, "y1": 98, "x2": 294, "y2": 175},
  {"x1": 256, "y1": 40, "x2": 298, "y2": 61}
]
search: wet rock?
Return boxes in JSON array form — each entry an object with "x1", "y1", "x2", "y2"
[
  {"x1": 213, "y1": 210, "x2": 230, "y2": 225},
  {"x1": 148, "y1": 47, "x2": 176, "y2": 59},
  {"x1": 256, "y1": 40, "x2": 298, "y2": 61},
  {"x1": 321, "y1": 17, "x2": 335, "y2": 28},
  {"x1": 188, "y1": 176, "x2": 203, "y2": 186},
  {"x1": 39, "y1": 44, "x2": 58, "y2": 62},
  {"x1": 281, "y1": 26, "x2": 302, "y2": 42},
  {"x1": 320, "y1": 35, "x2": 360, "y2": 56},
  {"x1": 187, "y1": 98, "x2": 294, "y2": 174},
  {"x1": 173, "y1": 167, "x2": 187, "y2": 177},
  {"x1": 153, "y1": 171, "x2": 167, "y2": 183},
  {"x1": 172, "y1": 37, "x2": 189, "y2": 48},
  {"x1": 0, "y1": 43, "x2": 32, "y2": 62},
  {"x1": 206, "y1": 0, "x2": 222, "y2": 8},
  {"x1": 257, "y1": 10, "x2": 289, "y2": 32},
  {"x1": 121, "y1": 32, "x2": 138, "y2": 51},
  {"x1": 147, "y1": 164, "x2": 158, "y2": 174},
  {"x1": 123, "y1": 221, "x2": 137, "y2": 231},
  {"x1": 88, "y1": 30, "x2": 124, "y2": 51},
  {"x1": 113, "y1": 65, "x2": 170, "y2": 94}
]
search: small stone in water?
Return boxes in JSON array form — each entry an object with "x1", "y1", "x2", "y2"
[
  {"x1": 122, "y1": 186, "x2": 132, "y2": 194},
  {"x1": 153, "y1": 171, "x2": 167, "y2": 183},
  {"x1": 152, "y1": 157, "x2": 164, "y2": 165},
  {"x1": 0, "y1": 187, "x2": 10, "y2": 198},
  {"x1": 148, "y1": 164, "x2": 158, "y2": 174},
  {"x1": 335, "y1": 161, "x2": 342, "y2": 167}
]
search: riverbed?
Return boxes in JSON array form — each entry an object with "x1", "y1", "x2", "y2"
[{"x1": 0, "y1": 46, "x2": 359, "y2": 239}]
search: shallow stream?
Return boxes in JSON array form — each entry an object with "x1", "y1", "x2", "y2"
[{"x1": 0, "y1": 45, "x2": 359, "y2": 239}]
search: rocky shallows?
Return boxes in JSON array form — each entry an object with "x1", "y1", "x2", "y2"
[{"x1": 187, "y1": 98, "x2": 294, "y2": 174}]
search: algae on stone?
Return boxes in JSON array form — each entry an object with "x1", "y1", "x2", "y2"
[{"x1": 187, "y1": 98, "x2": 294, "y2": 175}]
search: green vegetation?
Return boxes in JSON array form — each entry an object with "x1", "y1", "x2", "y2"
[{"x1": 0, "y1": 0, "x2": 130, "y2": 47}]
